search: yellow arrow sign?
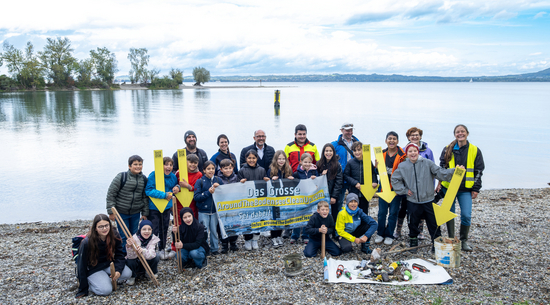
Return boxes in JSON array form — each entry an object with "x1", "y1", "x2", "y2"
[
  {"x1": 374, "y1": 146, "x2": 396, "y2": 203},
  {"x1": 174, "y1": 149, "x2": 194, "y2": 207},
  {"x1": 150, "y1": 150, "x2": 170, "y2": 212},
  {"x1": 360, "y1": 144, "x2": 376, "y2": 201},
  {"x1": 433, "y1": 167, "x2": 465, "y2": 226}
]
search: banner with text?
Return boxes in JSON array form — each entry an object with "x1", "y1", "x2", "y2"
[{"x1": 213, "y1": 176, "x2": 329, "y2": 237}]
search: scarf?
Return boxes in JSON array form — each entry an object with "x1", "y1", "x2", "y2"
[
  {"x1": 137, "y1": 220, "x2": 153, "y2": 248},
  {"x1": 179, "y1": 207, "x2": 202, "y2": 244},
  {"x1": 346, "y1": 205, "x2": 359, "y2": 215}
]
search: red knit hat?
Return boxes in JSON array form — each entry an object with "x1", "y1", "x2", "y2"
[{"x1": 404, "y1": 143, "x2": 419, "y2": 154}]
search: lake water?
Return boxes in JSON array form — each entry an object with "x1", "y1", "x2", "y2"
[{"x1": 1, "y1": 82, "x2": 549, "y2": 224}]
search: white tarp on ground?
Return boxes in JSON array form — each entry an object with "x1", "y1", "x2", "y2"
[{"x1": 327, "y1": 258, "x2": 453, "y2": 285}]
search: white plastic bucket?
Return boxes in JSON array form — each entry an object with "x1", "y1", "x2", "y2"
[{"x1": 434, "y1": 236, "x2": 461, "y2": 268}]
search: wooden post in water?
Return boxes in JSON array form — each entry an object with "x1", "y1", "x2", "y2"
[{"x1": 274, "y1": 90, "x2": 280, "y2": 115}]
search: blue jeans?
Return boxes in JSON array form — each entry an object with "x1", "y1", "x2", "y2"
[
  {"x1": 198, "y1": 213, "x2": 219, "y2": 253},
  {"x1": 181, "y1": 246, "x2": 207, "y2": 268},
  {"x1": 291, "y1": 228, "x2": 309, "y2": 240},
  {"x1": 303, "y1": 237, "x2": 342, "y2": 257},
  {"x1": 116, "y1": 212, "x2": 140, "y2": 253},
  {"x1": 377, "y1": 195, "x2": 402, "y2": 238},
  {"x1": 447, "y1": 190, "x2": 473, "y2": 226}
]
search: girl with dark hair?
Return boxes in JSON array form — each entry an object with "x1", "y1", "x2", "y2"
[
  {"x1": 238, "y1": 149, "x2": 268, "y2": 250},
  {"x1": 210, "y1": 134, "x2": 238, "y2": 175},
  {"x1": 174, "y1": 207, "x2": 209, "y2": 268},
  {"x1": 76, "y1": 214, "x2": 132, "y2": 298},
  {"x1": 437, "y1": 124, "x2": 485, "y2": 251},
  {"x1": 316, "y1": 143, "x2": 344, "y2": 222}
]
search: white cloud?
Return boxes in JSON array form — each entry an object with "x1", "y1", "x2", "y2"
[
  {"x1": 534, "y1": 11, "x2": 547, "y2": 18},
  {"x1": 493, "y1": 10, "x2": 518, "y2": 20},
  {"x1": 529, "y1": 52, "x2": 542, "y2": 56}
]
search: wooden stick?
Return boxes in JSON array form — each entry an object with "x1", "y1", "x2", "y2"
[
  {"x1": 382, "y1": 244, "x2": 431, "y2": 256},
  {"x1": 110, "y1": 262, "x2": 117, "y2": 291},
  {"x1": 172, "y1": 204, "x2": 182, "y2": 272},
  {"x1": 111, "y1": 207, "x2": 159, "y2": 286},
  {"x1": 321, "y1": 233, "x2": 326, "y2": 259}
]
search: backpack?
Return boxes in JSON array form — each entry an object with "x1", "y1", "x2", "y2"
[
  {"x1": 71, "y1": 234, "x2": 87, "y2": 265},
  {"x1": 119, "y1": 171, "x2": 148, "y2": 191}
]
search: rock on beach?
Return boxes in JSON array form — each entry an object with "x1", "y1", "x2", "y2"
[{"x1": 0, "y1": 188, "x2": 548, "y2": 304}]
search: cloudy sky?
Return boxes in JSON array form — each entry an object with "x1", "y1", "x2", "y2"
[{"x1": 1, "y1": 0, "x2": 549, "y2": 77}]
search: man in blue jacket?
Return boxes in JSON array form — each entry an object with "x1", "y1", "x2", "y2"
[{"x1": 331, "y1": 123, "x2": 360, "y2": 208}]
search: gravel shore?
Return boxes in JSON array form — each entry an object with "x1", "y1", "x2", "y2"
[{"x1": 1, "y1": 188, "x2": 548, "y2": 304}]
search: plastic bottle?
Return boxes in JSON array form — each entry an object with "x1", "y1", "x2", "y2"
[
  {"x1": 336, "y1": 264, "x2": 344, "y2": 278},
  {"x1": 323, "y1": 257, "x2": 328, "y2": 281}
]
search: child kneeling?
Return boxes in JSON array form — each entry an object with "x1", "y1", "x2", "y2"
[
  {"x1": 336, "y1": 194, "x2": 377, "y2": 254},
  {"x1": 303, "y1": 201, "x2": 342, "y2": 257},
  {"x1": 174, "y1": 207, "x2": 209, "y2": 268},
  {"x1": 125, "y1": 220, "x2": 160, "y2": 285}
]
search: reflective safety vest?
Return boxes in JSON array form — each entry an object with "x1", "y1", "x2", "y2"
[{"x1": 441, "y1": 144, "x2": 478, "y2": 189}]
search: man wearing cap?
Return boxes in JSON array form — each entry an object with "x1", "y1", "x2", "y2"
[
  {"x1": 239, "y1": 130, "x2": 275, "y2": 172},
  {"x1": 172, "y1": 130, "x2": 209, "y2": 174},
  {"x1": 331, "y1": 123, "x2": 360, "y2": 212}
]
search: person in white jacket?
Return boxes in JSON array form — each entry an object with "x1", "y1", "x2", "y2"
[{"x1": 125, "y1": 220, "x2": 160, "y2": 285}]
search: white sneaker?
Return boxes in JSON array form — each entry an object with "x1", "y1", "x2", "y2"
[
  {"x1": 374, "y1": 236, "x2": 384, "y2": 244},
  {"x1": 384, "y1": 237, "x2": 393, "y2": 245},
  {"x1": 276, "y1": 237, "x2": 284, "y2": 246},
  {"x1": 252, "y1": 240, "x2": 259, "y2": 250},
  {"x1": 271, "y1": 238, "x2": 279, "y2": 248},
  {"x1": 244, "y1": 240, "x2": 252, "y2": 251},
  {"x1": 126, "y1": 277, "x2": 135, "y2": 286},
  {"x1": 166, "y1": 250, "x2": 176, "y2": 259},
  {"x1": 159, "y1": 250, "x2": 167, "y2": 260}
]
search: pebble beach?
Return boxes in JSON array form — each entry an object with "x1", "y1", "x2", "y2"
[{"x1": 0, "y1": 188, "x2": 548, "y2": 305}]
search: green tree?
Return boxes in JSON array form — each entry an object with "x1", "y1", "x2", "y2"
[
  {"x1": 39, "y1": 37, "x2": 77, "y2": 87},
  {"x1": 20, "y1": 42, "x2": 45, "y2": 89},
  {"x1": 169, "y1": 68, "x2": 184, "y2": 84},
  {"x1": 76, "y1": 58, "x2": 94, "y2": 86},
  {"x1": 1, "y1": 42, "x2": 25, "y2": 86},
  {"x1": 127, "y1": 48, "x2": 149, "y2": 84},
  {"x1": 90, "y1": 47, "x2": 118, "y2": 84},
  {"x1": 192, "y1": 66, "x2": 210, "y2": 86}
]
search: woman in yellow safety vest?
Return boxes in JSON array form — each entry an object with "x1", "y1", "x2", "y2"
[{"x1": 437, "y1": 124, "x2": 485, "y2": 251}]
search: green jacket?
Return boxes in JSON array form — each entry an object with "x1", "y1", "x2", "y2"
[{"x1": 106, "y1": 170, "x2": 149, "y2": 216}]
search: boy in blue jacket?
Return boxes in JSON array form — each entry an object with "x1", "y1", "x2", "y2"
[
  {"x1": 303, "y1": 201, "x2": 342, "y2": 257},
  {"x1": 145, "y1": 157, "x2": 180, "y2": 260},
  {"x1": 194, "y1": 161, "x2": 224, "y2": 255}
]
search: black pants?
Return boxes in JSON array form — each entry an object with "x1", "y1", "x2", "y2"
[
  {"x1": 127, "y1": 256, "x2": 160, "y2": 277},
  {"x1": 338, "y1": 221, "x2": 370, "y2": 253},
  {"x1": 220, "y1": 235, "x2": 238, "y2": 243},
  {"x1": 243, "y1": 233, "x2": 259, "y2": 241},
  {"x1": 358, "y1": 196, "x2": 369, "y2": 215},
  {"x1": 397, "y1": 196, "x2": 408, "y2": 219},
  {"x1": 149, "y1": 209, "x2": 171, "y2": 251},
  {"x1": 270, "y1": 230, "x2": 282, "y2": 238},
  {"x1": 407, "y1": 201, "x2": 440, "y2": 242}
]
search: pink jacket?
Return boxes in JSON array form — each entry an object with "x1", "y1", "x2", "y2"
[{"x1": 125, "y1": 234, "x2": 160, "y2": 260}]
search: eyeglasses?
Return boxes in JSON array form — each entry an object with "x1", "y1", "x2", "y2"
[
  {"x1": 255, "y1": 135, "x2": 266, "y2": 138},
  {"x1": 97, "y1": 224, "x2": 110, "y2": 230}
]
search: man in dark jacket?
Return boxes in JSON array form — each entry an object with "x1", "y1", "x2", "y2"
[
  {"x1": 239, "y1": 129, "x2": 275, "y2": 172},
  {"x1": 172, "y1": 130, "x2": 209, "y2": 174},
  {"x1": 106, "y1": 155, "x2": 149, "y2": 252}
]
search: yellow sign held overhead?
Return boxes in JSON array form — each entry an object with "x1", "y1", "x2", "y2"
[
  {"x1": 174, "y1": 149, "x2": 194, "y2": 207},
  {"x1": 360, "y1": 144, "x2": 376, "y2": 201},
  {"x1": 433, "y1": 167, "x2": 465, "y2": 226},
  {"x1": 374, "y1": 147, "x2": 396, "y2": 203},
  {"x1": 150, "y1": 150, "x2": 170, "y2": 212}
]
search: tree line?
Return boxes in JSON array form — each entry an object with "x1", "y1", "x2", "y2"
[{"x1": 0, "y1": 37, "x2": 211, "y2": 91}]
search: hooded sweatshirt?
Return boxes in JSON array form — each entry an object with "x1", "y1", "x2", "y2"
[
  {"x1": 292, "y1": 164, "x2": 318, "y2": 179},
  {"x1": 179, "y1": 208, "x2": 210, "y2": 253}
]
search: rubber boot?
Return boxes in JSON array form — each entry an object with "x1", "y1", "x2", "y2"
[
  {"x1": 446, "y1": 219, "x2": 455, "y2": 239},
  {"x1": 460, "y1": 225, "x2": 472, "y2": 251},
  {"x1": 221, "y1": 242, "x2": 229, "y2": 254},
  {"x1": 394, "y1": 218, "x2": 404, "y2": 239},
  {"x1": 361, "y1": 240, "x2": 372, "y2": 255},
  {"x1": 409, "y1": 237, "x2": 418, "y2": 253}
]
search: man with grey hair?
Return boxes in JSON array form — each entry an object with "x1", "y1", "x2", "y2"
[{"x1": 239, "y1": 129, "x2": 275, "y2": 171}]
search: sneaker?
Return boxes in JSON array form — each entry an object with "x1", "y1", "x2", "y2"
[
  {"x1": 271, "y1": 238, "x2": 279, "y2": 248},
  {"x1": 303, "y1": 239, "x2": 309, "y2": 245},
  {"x1": 393, "y1": 231, "x2": 401, "y2": 239},
  {"x1": 418, "y1": 232, "x2": 427, "y2": 240},
  {"x1": 166, "y1": 250, "x2": 176, "y2": 259},
  {"x1": 361, "y1": 242, "x2": 372, "y2": 254},
  {"x1": 276, "y1": 237, "x2": 284, "y2": 246},
  {"x1": 244, "y1": 240, "x2": 252, "y2": 251},
  {"x1": 159, "y1": 250, "x2": 167, "y2": 260},
  {"x1": 290, "y1": 238, "x2": 297, "y2": 244},
  {"x1": 374, "y1": 236, "x2": 384, "y2": 244},
  {"x1": 252, "y1": 240, "x2": 259, "y2": 250},
  {"x1": 383, "y1": 237, "x2": 393, "y2": 245}
]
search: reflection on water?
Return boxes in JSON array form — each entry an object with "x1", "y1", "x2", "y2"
[{"x1": 1, "y1": 83, "x2": 549, "y2": 224}]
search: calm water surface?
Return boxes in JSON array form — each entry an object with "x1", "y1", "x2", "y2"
[{"x1": 1, "y1": 82, "x2": 549, "y2": 223}]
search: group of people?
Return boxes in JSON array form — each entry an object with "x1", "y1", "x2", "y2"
[{"x1": 76, "y1": 123, "x2": 484, "y2": 297}]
